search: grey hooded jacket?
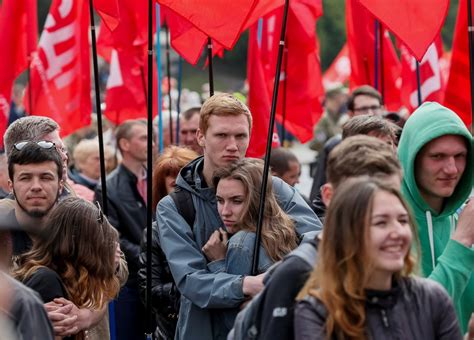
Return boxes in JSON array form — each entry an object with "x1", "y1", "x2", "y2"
[{"x1": 157, "y1": 156, "x2": 322, "y2": 339}]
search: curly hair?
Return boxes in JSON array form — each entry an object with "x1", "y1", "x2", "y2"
[
  {"x1": 212, "y1": 158, "x2": 298, "y2": 262},
  {"x1": 297, "y1": 177, "x2": 418, "y2": 340},
  {"x1": 14, "y1": 197, "x2": 120, "y2": 312}
]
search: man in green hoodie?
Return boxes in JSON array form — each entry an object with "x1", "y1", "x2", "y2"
[{"x1": 398, "y1": 102, "x2": 474, "y2": 332}]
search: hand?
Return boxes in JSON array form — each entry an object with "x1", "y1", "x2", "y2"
[
  {"x1": 453, "y1": 199, "x2": 474, "y2": 247},
  {"x1": 466, "y1": 313, "x2": 474, "y2": 340},
  {"x1": 202, "y1": 228, "x2": 228, "y2": 261},
  {"x1": 242, "y1": 273, "x2": 265, "y2": 297},
  {"x1": 45, "y1": 298, "x2": 96, "y2": 336}
]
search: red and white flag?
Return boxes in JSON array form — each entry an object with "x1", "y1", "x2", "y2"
[
  {"x1": 24, "y1": 0, "x2": 91, "y2": 137},
  {"x1": 400, "y1": 37, "x2": 445, "y2": 112},
  {"x1": 444, "y1": 0, "x2": 472, "y2": 127},
  {"x1": 0, "y1": 0, "x2": 37, "y2": 148},
  {"x1": 323, "y1": 43, "x2": 350, "y2": 89}
]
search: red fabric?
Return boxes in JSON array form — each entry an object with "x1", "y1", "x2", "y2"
[
  {"x1": 246, "y1": 26, "x2": 279, "y2": 157},
  {"x1": 157, "y1": 0, "x2": 257, "y2": 49},
  {"x1": 323, "y1": 43, "x2": 350, "y2": 88},
  {"x1": 346, "y1": 0, "x2": 402, "y2": 111},
  {"x1": 400, "y1": 37, "x2": 445, "y2": 112},
  {"x1": 94, "y1": 0, "x2": 120, "y2": 31},
  {"x1": 24, "y1": 0, "x2": 91, "y2": 137},
  {"x1": 444, "y1": 0, "x2": 472, "y2": 127},
  {"x1": 0, "y1": 0, "x2": 37, "y2": 149},
  {"x1": 358, "y1": 0, "x2": 449, "y2": 62}
]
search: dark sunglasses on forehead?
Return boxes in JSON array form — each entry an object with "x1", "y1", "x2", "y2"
[{"x1": 13, "y1": 140, "x2": 56, "y2": 151}]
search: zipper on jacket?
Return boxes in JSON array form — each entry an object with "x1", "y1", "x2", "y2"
[{"x1": 380, "y1": 309, "x2": 389, "y2": 328}]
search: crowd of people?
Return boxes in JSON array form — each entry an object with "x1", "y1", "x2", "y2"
[{"x1": 0, "y1": 85, "x2": 473, "y2": 340}]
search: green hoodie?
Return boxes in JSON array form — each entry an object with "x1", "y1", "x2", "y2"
[{"x1": 398, "y1": 102, "x2": 474, "y2": 332}]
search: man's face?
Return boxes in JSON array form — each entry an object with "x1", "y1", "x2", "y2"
[
  {"x1": 122, "y1": 124, "x2": 149, "y2": 163},
  {"x1": 42, "y1": 130, "x2": 68, "y2": 180},
  {"x1": 197, "y1": 114, "x2": 250, "y2": 171},
  {"x1": 415, "y1": 134, "x2": 467, "y2": 210},
  {"x1": 8, "y1": 161, "x2": 63, "y2": 218},
  {"x1": 179, "y1": 114, "x2": 201, "y2": 154},
  {"x1": 351, "y1": 95, "x2": 383, "y2": 117},
  {"x1": 280, "y1": 161, "x2": 301, "y2": 187}
]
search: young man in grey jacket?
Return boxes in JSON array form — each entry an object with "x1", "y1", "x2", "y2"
[{"x1": 157, "y1": 93, "x2": 322, "y2": 339}]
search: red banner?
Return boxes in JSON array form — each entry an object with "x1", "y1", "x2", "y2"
[
  {"x1": 25, "y1": 0, "x2": 91, "y2": 137},
  {"x1": 323, "y1": 43, "x2": 350, "y2": 89}
]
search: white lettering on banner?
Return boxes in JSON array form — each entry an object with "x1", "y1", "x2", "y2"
[
  {"x1": 58, "y1": 0, "x2": 73, "y2": 18},
  {"x1": 266, "y1": 15, "x2": 276, "y2": 52},
  {"x1": 409, "y1": 43, "x2": 441, "y2": 108},
  {"x1": 0, "y1": 96, "x2": 10, "y2": 120}
]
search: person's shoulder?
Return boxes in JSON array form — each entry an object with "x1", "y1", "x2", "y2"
[
  {"x1": 25, "y1": 267, "x2": 62, "y2": 286},
  {"x1": 402, "y1": 276, "x2": 450, "y2": 301},
  {"x1": 5, "y1": 273, "x2": 45, "y2": 308}
]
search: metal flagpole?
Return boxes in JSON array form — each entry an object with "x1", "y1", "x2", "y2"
[
  {"x1": 207, "y1": 37, "x2": 215, "y2": 96},
  {"x1": 252, "y1": 0, "x2": 291, "y2": 275},
  {"x1": 176, "y1": 57, "x2": 183, "y2": 144},
  {"x1": 467, "y1": 0, "x2": 474, "y2": 131},
  {"x1": 416, "y1": 61, "x2": 422, "y2": 106},
  {"x1": 165, "y1": 24, "x2": 173, "y2": 144}
]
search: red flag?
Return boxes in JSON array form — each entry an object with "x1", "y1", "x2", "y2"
[
  {"x1": 346, "y1": 0, "x2": 401, "y2": 111},
  {"x1": 444, "y1": 0, "x2": 472, "y2": 127},
  {"x1": 0, "y1": 0, "x2": 37, "y2": 149},
  {"x1": 273, "y1": 0, "x2": 324, "y2": 143},
  {"x1": 358, "y1": 0, "x2": 449, "y2": 62},
  {"x1": 246, "y1": 25, "x2": 279, "y2": 157},
  {"x1": 94, "y1": 0, "x2": 121, "y2": 31},
  {"x1": 400, "y1": 37, "x2": 445, "y2": 112},
  {"x1": 323, "y1": 43, "x2": 350, "y2": 89},
  {"x1": 25, "y1": 0, "x2": 91, "y2": 137}
]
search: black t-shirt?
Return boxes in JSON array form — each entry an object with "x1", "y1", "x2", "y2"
[{"x1": 23, "y1": 267, "x2": 67, "y2": 303}]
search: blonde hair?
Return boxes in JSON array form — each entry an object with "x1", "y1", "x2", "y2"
[
  {"x1": 213, "y1": 159, "x2": 298, "y2": 262},
  {"x1": 199, "y1": 93, "x2": 252, "y2": 135}
]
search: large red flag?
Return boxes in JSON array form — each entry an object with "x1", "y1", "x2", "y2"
[
  {"x1": 25, "y1": 0, "x2": 91, "y2": 137},
  {"x1": 323, "y1": 43, "x2": 350, "y2": 89},
  {"x1": 444, "y1": 0, "x2": 472, "y2": 127},
  {"x1": 400, "y1": 37, "x2": 445, "y2": 112},
  {"x1": 246, "y1": 25, "x2": 279, "y2": 157},
  {"x1": 358, "y1": 0, "x2": 449, "y2": 62},
  {"x1": 0, "y1": 0, "x2": 37, "y2": 149},
  {"x1": 346, "y1": 0, "x2": 401, "y2": 111}
]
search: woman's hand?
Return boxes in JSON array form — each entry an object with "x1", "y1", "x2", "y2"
[
  {"x1": 465, "y1": 313, "x2": 474, "y2": 340},
  {"x1": 202, "y1": 228, "x2": 228, "y2": 261}
]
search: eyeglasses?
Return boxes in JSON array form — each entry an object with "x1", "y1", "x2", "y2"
[
  {"x1": 353, "y1": 105, "x2": 383, "y2": 114},
  {"x1": 13, "y1": 140, "x2": 56, "y2": 151},
  {"x1": 95, "y1": 201, "x2": 104, "y2": 225}
]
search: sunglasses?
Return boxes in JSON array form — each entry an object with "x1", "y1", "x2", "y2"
[
  {"x1": 13, "y1": 140, "x2": 56, "y2": 151},
  {"x1": 96, "y1": 201, "x2": 104, "y2": 225}
]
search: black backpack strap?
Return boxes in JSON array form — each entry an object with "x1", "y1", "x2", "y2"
[{"x1": 169, "y1": 187, "x2": 196, "y2": 230}]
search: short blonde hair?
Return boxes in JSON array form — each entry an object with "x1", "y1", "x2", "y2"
[
  {"x1": 199, "y1": 93, "x2": 252, "y2": 134},
  {"x1": 73, "y1": 139, "x2": 112, "y2": 171}
]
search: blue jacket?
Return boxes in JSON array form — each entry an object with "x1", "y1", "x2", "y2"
[{"x1": 157, "y1": 156, "x2": 322, "y2": 339}]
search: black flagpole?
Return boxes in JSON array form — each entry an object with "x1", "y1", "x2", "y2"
[
  {"x1": 252, "y1": 0, "x2": 290, "y2": 276},
  {"x1": 145, "y1": 0, "x2": 154, "y2": 338},
  {"x1": 374, "y1": 19, "x2": 379, "y2": 90},
  {"x1": 281, "y1": 44, "x2": 288, "y2": 146},
  {"x1": 207, "y1": 37, "x2": 215, "y2": 96},
  {"x1": 165, "y1": 24, "x2": 173, "y2": 144},
  {"x1": 89, "y1": 0, "x2": 108, "y2": 214},
  {"x1": 416, "y1": 61, "x2": 422, "y2": 106},
  {"x1": 467, "y1": 0, "x2": 474, "y2": 131},
  {"x1": 27, "y1": 58, "x2": 33, "y2": 115},
  {"x1": 379, "y1": 21, "x2": 385, "y2": 102}
]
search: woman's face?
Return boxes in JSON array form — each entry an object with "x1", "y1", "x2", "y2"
[
  {"x1": 164, "y1": 175, "x2": 177, "y2": 195},
  {"x1": 368, "y1": 190, "x2": 412, "y2": 278},
  {"x1": 216, "y1": 178, "x2": 246, "y2": 234}
]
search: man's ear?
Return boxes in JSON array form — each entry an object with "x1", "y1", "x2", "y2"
[
  {"x1": 8, "y1": 179, "x2": 13, "y2": 193},
  {"x1": 321, "y1": 183, "x2": 334, "y2": 207},
  {"x1": 196, "y1": 128, "x2": 205, "y2": 147},
  {"x1": 118, "y1": 138, "x2": 129, "y2": 153},
  {"x1": 58, "y1": 179, "x2": 64, "y2": 196}
]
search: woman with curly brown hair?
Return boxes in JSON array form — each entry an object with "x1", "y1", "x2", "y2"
[
  {"x1": 14, "y1": 197, "x2": 120, "y2": 340},
  {"x1": 295, "y1": 178, "x2": 462, "y2": 340}
]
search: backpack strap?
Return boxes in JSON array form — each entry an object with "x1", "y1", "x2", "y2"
[
  {"x1": 287, "y1": 241, "x2": 318, "y2": 267},
  {"x1": 169, "y1": 187, "x2": 196, "y2": 230}
]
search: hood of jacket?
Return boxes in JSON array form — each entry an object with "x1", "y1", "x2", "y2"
[
  {"x1": 175, "y1": 155, "x2": 211, "y2": 200},
  {"x1": 398, "y1": 102, "x2": 473, "y2": 218}
]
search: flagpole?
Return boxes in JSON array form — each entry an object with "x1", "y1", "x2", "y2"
[
  {"x1": 176, "y1": 57, "x2": 183, "y2": 144},
  {"x1": 207, "y1": 37, "x2": 215, "y2": 96},
  {"x1": 165, "y1": 24, "x2": 173, "y2": 144},
  {"x1": 374, "y1": 19, "x2": 379, "y2": 90},
  {"x1": 88, "y1": 0, "x2": 108, "y2": 213},
  {"x1": 157, "y1": 7, "x2": 164, "y2": 152},
  {"x1": 252, "y1": 0, "x2": 291, "y2": 276},
  {"x1": 146, "y1": 0, "x2": 154, "y2": 338},
  {"x1": 467, "y1": 0, "x2": 474, "y2": 131},
  {"x1": 281, "y1": 44, "x2": 288, "y2": 146},
  {"x1": 378, "y1": 21, "x2": 385, "y2": 102},
  {"x1": 416, "y1": 61, "x2": 422, "y2": 106},
  {"x1": 27, "y1": 57, "x2": 33, "y2": 115}
]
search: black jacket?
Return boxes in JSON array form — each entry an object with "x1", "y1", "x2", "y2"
[
  {"x1": 68, "y1": 168, "x2": 98, "y2": 191},
  {"x1": 295, "y1": 277, "x2": 462, "y2": 340},
  {"x1": 95, "y1": 164, "x2": 147, "y2": 286},
  {"x1": 138, "y1": 222, "x2": 179, "y2": 339}
]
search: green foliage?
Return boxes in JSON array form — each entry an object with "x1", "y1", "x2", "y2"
[{"x1": 318, "y1": 0, "x2": 346, "y2": 71}]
